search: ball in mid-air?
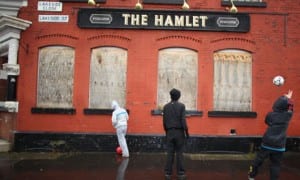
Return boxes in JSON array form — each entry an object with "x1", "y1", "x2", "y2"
[{"x1": 273, "y1": 75, "x2": 285, "y2": 86}]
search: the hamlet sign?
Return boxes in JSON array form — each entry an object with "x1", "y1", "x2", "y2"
[{"x1": 77, "y1": 8, "x2": 250, "y2": 32}]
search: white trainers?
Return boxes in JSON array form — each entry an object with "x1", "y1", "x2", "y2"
[{"x1": 248, "y1": 176, "x2": 255, "y2": 180}]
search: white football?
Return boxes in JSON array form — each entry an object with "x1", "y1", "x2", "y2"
[{"x1": 273, "y1": 75, "x2": 285, "y2": 86}]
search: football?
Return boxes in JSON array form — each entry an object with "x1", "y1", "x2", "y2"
[
  {"x1": 273, "y1": 75, "x2": 285, "y2": 86},
  {"x1": 116, "y1": 146, "x2": 122, "y2": 155}
]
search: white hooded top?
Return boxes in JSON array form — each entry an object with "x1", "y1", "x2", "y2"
[{"x1": 111, "y1": 100, "x2": 129, "y2": 129}]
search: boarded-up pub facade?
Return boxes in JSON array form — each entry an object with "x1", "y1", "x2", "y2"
[{"x1": 1, "y1": 0, "x2": 300, "y2": 152}]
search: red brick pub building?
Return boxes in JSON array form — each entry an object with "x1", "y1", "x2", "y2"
[{"x1": 1, "y1": 0, "x2": 300, "y2": 153}]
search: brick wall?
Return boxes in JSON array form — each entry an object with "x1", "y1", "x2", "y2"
[{"x1": 14, "y1": 0, "x2": 300, "y2": 137}]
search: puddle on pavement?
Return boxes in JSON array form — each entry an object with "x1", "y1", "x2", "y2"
[{"x1": 0, "y1": 152, "x2": 300, "y2": 180}]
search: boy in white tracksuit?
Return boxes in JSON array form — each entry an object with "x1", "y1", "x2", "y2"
[{"x1": 112, "y1": 100, "x2": 129, "y2": 158}]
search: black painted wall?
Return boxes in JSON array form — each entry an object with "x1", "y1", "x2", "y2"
[{"x1": 13, "y1": 132, "x2": 300, "y2": 153}]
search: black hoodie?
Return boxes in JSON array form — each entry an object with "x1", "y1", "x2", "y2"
[{"x1": 262, "y1": 96, "x2": 293, "y2": 151}]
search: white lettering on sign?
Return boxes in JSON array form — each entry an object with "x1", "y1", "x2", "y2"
[
  {"x1": 38, "y1": 1, "x2": 63, "y2": 12},
  {"x1": 121, "y1": 13, "x2": 208, "y2": 28},
  {"x1": 122, "y1": 14, "x2": 148, "y2": 26},
  {"x1": 154, "y1": 15, "x2": 207, "y2": 27},
  {"x1": 38, "y1": 15, "x2": 69, "y2": 23}
]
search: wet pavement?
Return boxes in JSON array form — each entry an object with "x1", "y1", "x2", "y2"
[{"x1": 0, "y1": 152, "x2": 300, "y2": 180}]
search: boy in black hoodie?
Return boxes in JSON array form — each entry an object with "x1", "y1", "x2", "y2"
[{"x1": 248, "y1": 90, "x2": 294, "y2": 180}]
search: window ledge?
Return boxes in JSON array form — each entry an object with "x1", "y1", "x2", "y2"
[
  {"x1": 208, "y1": 111, "x2": 257, "y2": 118},
  {"x1": 151, "y1": 109, "x2": 203, "y2": 117},
  {"x1": 59, "y1": 0, "x2": 106, "y2": 3},
  {"x1": 83, "y1": 108, "x2": 130, "y2": 115},
  {"x1": 221, "y1": 1, "x2": 267, "y2": 8},
  {"x1": 143, "y1": 0, "x2": 182, "y2": 5},
  {"x1": 31, "y1": 107, "x2": 76, "y2": 114},
  {"x1": 84, "y1": 108, "x2": 113, "y2": 115},
  {"x1": 0, "y1": 101, "x2": 18, "y2": 112}
]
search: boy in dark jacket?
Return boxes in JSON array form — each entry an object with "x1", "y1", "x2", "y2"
[
  {"x1": 248, "y1": 90, "x2": 294, "y2": 180},
  {"x1": 163, "y1": 88, "x2": 189, "y2": 180}
]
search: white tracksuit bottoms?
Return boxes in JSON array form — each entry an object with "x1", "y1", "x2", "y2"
[{"x1": 116, "y1": 125, "x2": 129, "y2": 157}]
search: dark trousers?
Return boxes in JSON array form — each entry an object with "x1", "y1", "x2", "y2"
[
  {"x1": 165, "y1": 129, "x2": 185, "y2": 175},
  {"x1": 249, "y1": 147, "x2": 284, "y2": 180}
]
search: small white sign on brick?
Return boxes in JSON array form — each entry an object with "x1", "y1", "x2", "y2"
[
  {"x1": 38, "y1": 15, "x2": 69, "y2": 23},
  {"x1": 38, "y1": 1, "x2": 63, "y2": 12}
]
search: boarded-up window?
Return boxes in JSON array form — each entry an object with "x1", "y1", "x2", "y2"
[
  {"x1": 157, "y1": 48, "x2": 198, "y2": 110},
  {"x1": 213, "y1": 50, "x2": 252, "y2": 111},
  {"x1": 37, "y1": 46, "x2": 75, "y2": 108},
  {"x1": 89, "y1": 47, "x2": 127, "y2": 108}
]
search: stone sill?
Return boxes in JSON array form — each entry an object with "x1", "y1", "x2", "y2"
[
  {"x1": 0, "y1": 101, "x2": 18, "y2": 112},
  {"x1": 31, "y1": 107, "x2": 76, "y2": 114},
  {"x1": 143, "y1": 0, "x2": 182, "y2": 5},
  {"x1": 151, "y1": 109, "x2": 203, "y2": 117},
  {"x1": 83, "y1": 108, "x2": 130, "y2": 115},
  {"x1": 59, "y1": 0, "x2": 106, "y2": 2},
  {"x1": 221, "y1": 1, "x2": 267, "y2": 8},
  {"x1": 208, "y1": 111, "x2": 257, "y2": 118}
]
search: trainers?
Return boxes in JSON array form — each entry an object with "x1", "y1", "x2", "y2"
[
  {"x1": 165, "y1": 174, "x2": 171, "y2": 180},
  {"x1": 177, "y1": 173, "x2": 186, "y2": 180},
  {"x1": 248, "y1": 176, "x2": 255, "y2": 180},
  {"x1": 248, "y1": 165, "x2": 255, "y2": 180}
]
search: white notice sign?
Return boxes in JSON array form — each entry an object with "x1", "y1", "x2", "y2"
[
  {"x1": 38, "y1": 15, "x2": 69, "y2": 23},
  {"x1": 38, "y1": 1, "x2": 63, "y2": 12}
]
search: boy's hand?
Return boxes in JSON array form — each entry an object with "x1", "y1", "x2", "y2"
[
  {"x1": 285, "y1": 90, "x2": 293, "y2": 99},
  {"x1": 185, "y1": 129, "x2": 190, "y2": 139}
]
